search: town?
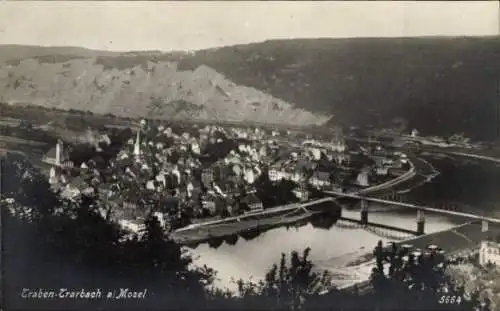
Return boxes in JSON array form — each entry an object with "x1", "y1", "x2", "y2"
[{"x1": 38, "y1": 118, "x2": 412, "y2": 236}]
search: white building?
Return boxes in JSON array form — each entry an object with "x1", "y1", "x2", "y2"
[
  {"x1": 268, "y1": 167, "x2": 282, "y2": 181},
  {"x1": 191, "y1": 142, "x2": 201, "y2": 155},
  {"x1": 49, "y1": 167, "x2": 59, "y2": 185},
  {"x1": 243, "y1": 166, "x2": 255, "y2": 184},
  {"x1": 375, "y1": 167, "x2": 388, "y2": 176},
  {"x1": 293, "y1": 187, "x2": 309, "y2": 201},
  {"x1": 309, "y1": 148, "x2": 321, "y2": 161},
  {"x1": 268, "y1": 168, "x2": 290, "y2": 182},
  {"x1": 309, "y1": 171, "x2": 331, "y2": 188},
  {"x1": 119, "y1": 219, "x2": 145, "y2": 234},
  {"x1": 356, "y1": 170, "x2": 370, "y2": 187},
  {"x1": 152, "y1": 211, "x2": 166, "y2": 228},
  {"x1": 133, "y1": 130, "x2": 142, "y2": 157},
  {"x1": 479, "y1": 240, "x2": 500, "y2": 267}
]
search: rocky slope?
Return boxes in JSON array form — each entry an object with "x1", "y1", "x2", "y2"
[{"x1": 0, "y1": 47, "x2": 331, "y2": 127}]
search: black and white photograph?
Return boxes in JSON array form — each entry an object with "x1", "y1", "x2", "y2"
[{"x1": 1, "y1": 1, "x2": 500, "y2": 310}]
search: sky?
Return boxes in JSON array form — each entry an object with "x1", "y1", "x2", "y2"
[{"x1": 0, "y1": 1, "x2": 498, "y2": 52}]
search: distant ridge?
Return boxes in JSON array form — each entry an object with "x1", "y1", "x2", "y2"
[{"x1": 1, "y1": 36, "x2": 500, "y2": 139}]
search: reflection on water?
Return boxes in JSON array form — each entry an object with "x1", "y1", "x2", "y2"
[
  {"x1": 224, "y1": 235, "x2": 239, "y2": 246},
  {"x1": 240, "y1": 228, "x2": 264, "y2": 241},
  {"x1": 207, "y1": 238, "x2": 225, "y2": 249},
  {"x1": 189, "y1": 157, "x2": 500, "y2": 291},
  {"x1": 308, "y1": 212, "x2": 338, "y2": 230},
  {"x1": 188, "y1": 210, "x2": 458, "y2": 291}
]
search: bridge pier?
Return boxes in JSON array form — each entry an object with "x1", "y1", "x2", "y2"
[
  {"x1": 416, "y1": 210, "x2": 425, "y2": 236},
  {"x1": 482, "y1": 220, "x2": 489, "y2": 233},
  {"x1": 360, "y1": 199, "x2": 368, "y2": 226}
]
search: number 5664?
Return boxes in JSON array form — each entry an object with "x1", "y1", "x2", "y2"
[{"x1": 438, "y1": 295, "x2": 462, "y2": 304}]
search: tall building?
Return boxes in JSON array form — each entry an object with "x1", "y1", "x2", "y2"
[
  {"x1": 133, "y1": 130, "x2": 142, "y2": 157},
  {"x1": 55, "y1": 140, "x2": 62, "y2": 166}
]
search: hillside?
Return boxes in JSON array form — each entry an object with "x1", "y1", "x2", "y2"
[
  {"x1": 1, "y1": 37, "x2": 500, "y2": 138},
  {"x1": 0, "y1": 46, "x2": 331, "y2": 127},
  {"x1": 177, "y1": 37, "x2": 500, "y2": 140}
]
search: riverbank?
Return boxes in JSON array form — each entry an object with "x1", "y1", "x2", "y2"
[
  {"x1": 171, "y1": 198, "x2": 340, "y2": 244},
  {"x1": 172, "y1": 210, "x2": 314, "y2": 245}
]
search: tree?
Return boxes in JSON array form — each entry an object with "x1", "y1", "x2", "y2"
[
  {"x1": 208, "y1": 248, "x2": 333, "y2": 311},
  {"x1": 2, "y1": 152, "x2": 60, "y2": 220},
  {"x1": 366, "y1": 240, "x2": 485, "y2": 310},
  {"x1": 276, "y1": 179, "x2": 300, "y2": 205},
  {"x1": 209, "y1": 242, "x2": 489, "y2": 311},
  {"x1": 2, "y1": 153, "x2": 216, "y2": 309},
  {"x1": 254, "y1": 172, "x2": 300, "y2": 208}
]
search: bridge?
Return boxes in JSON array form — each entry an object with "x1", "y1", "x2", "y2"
[
  {"x1": 173, "y1": 196, "x2": 432, "y2": 245},
  {"x1": 326, "y1": 190, "x2": 500, "y2": 223},
  {"x1": 325, "y1": 190, "x2": 500, "y2": 237}
]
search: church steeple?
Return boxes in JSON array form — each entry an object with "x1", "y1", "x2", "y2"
[
  {"x1": 55, "y1": 139, "x2": 63, "y2": 166},
  {"x1": 133, "y1": 129, "x2": 142, "y2": 156}
]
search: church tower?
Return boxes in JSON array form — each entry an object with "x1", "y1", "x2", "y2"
[
  {"x1": 55, "y1": 139, "x2": 63, "y2": 166},
  {"x1": 133, "y1": 129, "x2": 142, "y2": 157}
]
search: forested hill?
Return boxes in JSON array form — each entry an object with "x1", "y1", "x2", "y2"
[
  {"x1": 2, "y1": 37, "x2": 500, "y2": 140},
  {"x1": 178, "y1": 37, "x2": 500, "y2": 140}
]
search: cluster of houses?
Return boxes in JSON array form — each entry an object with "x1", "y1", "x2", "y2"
[
  {"x1": 43, "y1": 121, "x2": 282, "y2": 232},
  {"x1": 41, "y1": 120, "x2": 412, "y2": 235}
]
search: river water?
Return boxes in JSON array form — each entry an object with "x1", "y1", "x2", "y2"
[{"x1": 188, "y1": 155, "x2": 500, "y2": 291}]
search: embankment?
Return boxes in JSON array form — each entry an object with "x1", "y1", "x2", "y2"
[{"x1": 171, "y1": 198, "x2": 340, "y2": 244}]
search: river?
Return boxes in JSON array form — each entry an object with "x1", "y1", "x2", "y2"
[{"x1": 187, "y1": 154, "x2": 500, "y2": 291}]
